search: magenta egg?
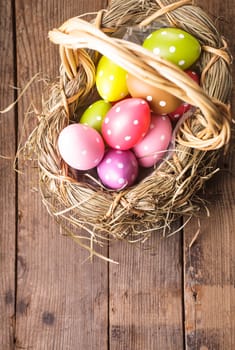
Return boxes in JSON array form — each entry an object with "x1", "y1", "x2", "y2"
[
  {"x1": 133, "y1": 114, "x2": 172, "y2": 168},
  {"x1": 58, "y1": 124, "x2": 105, "y2": 170},
  {"x1": 102, "y1": 98, "x2": 151, "y2": 150},
  {"x1": 97, "y1": 149, "x2": 139, "y2": 190}
]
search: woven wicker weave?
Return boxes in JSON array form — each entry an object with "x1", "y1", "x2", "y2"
[{"x1": 24, "y1": 0, "x2": 232, "y2": 258}]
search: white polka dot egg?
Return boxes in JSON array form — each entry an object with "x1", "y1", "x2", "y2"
[
  {"x1": 127, "y1": 73, "x2": 182, "y2": 114},
  {"x1": 102, "y1": 98, "x2": 151, "y2": 150},
  {"x1": 97, "y1": 149, "x2": 138, "y2": 190},
  {"x1": 58, "y1": 124, "x2": 105, "y2": 171},
  {"x1": 133, "y1": 114, "x2": 172, "y2": 167},
  {"x1": 143, "y1": 27, "x2": 201, "y2": 70},
  {"x1": 80, "y1": 99, "x2": 112, "y2": 133},
  {"x1": 168, "y1": 70, "x2": 200, "y2": 121},
  {"x1": 96, "y1": 56, "x2": 129, "y2": 102}
]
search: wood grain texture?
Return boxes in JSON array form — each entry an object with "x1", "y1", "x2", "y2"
[
  {"x1": 184, "y1": 149, "x2": 235, "y2": 350},
  {"x1": 184, "y1": 158, "x2": 235, "y2": 350},
  {"x1": 0, "y1": 1, "x2": 16, "y2": 349},
  {"x1": 109, "y1": 229, "x2": 184, "y2": 350},
  {"x1": 184, "y1": 2, "x2": 235, "y2": 349},
  {"x1": 0, "y1": 0, "x2": 234, "y2": 349},
  {"x1": 15, "y1": 1, "x2": 109, "y2": 349}
]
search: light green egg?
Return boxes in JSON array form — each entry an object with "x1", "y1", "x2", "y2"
[
  {"x1": 143, "y1": 28, "x2": 201, "y2": 70},
  {"x1": 80, "y1": 100, "x2": 112, "y2": 133},
  {"x1": 96, "y1": 56, "x2": 129, "y2": 102}
]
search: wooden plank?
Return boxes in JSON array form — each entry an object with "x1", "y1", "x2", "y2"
[
  {"x1": 109, "y1": 228, "x2": 184, "y2": 349},
  {"x1": 184, "y1": 1, "x2": 235, "y2": 349},
  {"x1": 107, "y1": 0, "x2": 182, "y2": 348},
  {"x1": 184, "y1": 155, "x2": 235, "y2": 350},
  {"x1": 0, "y1": 1, "x2": 16, "y2": 349},
  {"x1": 15, "y1": 1, "x2": 109, "y2": 349}
]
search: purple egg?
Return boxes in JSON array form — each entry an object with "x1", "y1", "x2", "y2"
[{"x1": 97, "y1": 149, "x2": 139, "y2": 190}]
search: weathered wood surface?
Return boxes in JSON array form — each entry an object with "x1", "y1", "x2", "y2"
[
  {"x1": 15, "y1": 2, "x2": 109, "y2": 349},
  {"x1": 109, "y1": 231, "x2": 184, "y2": 350},
  {"x1": 0, "y1": 1, "x2": 16, "y2": 349},
  {"x1": 184, "y1": 1, "x2": 235, "y2": 349},
  {"x1": 0, "y1": 0, "x2": 234, "y2": 349}
]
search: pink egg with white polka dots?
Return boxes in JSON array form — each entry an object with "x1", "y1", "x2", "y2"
[
  {"x1": 102, "y1": 98, "x2": 151, "y2": 150},
  {"x1": 58, "y1": 124, "x2": 105, "y2": 171},
  {"x1": 133, "y1": 114, "x2": 172, "y2": 168},
  {"x1": 97, "y1": 149, "x2": 139, "y2": 190}
]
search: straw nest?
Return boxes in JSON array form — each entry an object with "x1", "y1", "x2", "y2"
[{"x1": 23, "y1": 0, "x2": 232, "y2": 258}]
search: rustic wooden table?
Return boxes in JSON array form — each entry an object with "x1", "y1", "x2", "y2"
[{"x1": 0, "y1": 0, "x2": 234, "y2": 349}]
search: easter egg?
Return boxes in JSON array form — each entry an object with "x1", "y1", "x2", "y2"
[
  {"x1": 133, "y1": 114, "x2": 172, "y2": 168},
  {"x1": 96, "y1": 56, "x2": 129, "y2": 102},
  {"x1": 186, "y1": 69, "x2": 200, "y2": 84},
  {"x1": 169, "y1": 70, "x2": 200, "y2": 121},
  {"x1": 58, "y1": 124, "x2": 105, "y2": 171},
  {"x1": 80, "y1": 100, "x2": 112, "y2": 133},
  {"x1": 97, "y1": 149, "x2": 138, "y2": 190},
  {"x1": 168, "y1": 102, "x2": 191, "y2": 121},
  {"x1": 143, "y1": 28, "x2": 201, "y2": 70},
  {"x1": 127, "y1": 73, "x2": 182, "y2": 114},
  {"x1": 102, "y1": 98, "x2": 151, "y2": 150}
]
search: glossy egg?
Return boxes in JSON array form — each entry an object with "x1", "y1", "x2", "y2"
[
  {"x1": 127, "y1": 73, "x2": 182, "y2": 114},
  {"x1": 143, "y1": 28, "x2": 201, "y2": 70},
  {"x1": 80, "y1": 100, "x2": 112, "y2": 133},
  {"x1": 58, "y1": 124, "x2": 105, "y2": 171},
  {"x1": 169, "y1": 70, "x2": 200, "y2": 121},
  {"x1": 168, "y1": 102, "x2": 191, "y2": 121},
  {"x1": 97, "y1": 149, "x2": 138, "y2": 190},
  {"x1": 186, "y1": 70, "x2": 200, "y2": 84},
  {"x1": 133, "y1": 114, "x2": 172, "y2": 167},
  {"x1": 96, "y1": 56, "x2": 129, "y2": 102},
  {"x1": 102, "y1": 98, "x2": 151, "y2": 150}
]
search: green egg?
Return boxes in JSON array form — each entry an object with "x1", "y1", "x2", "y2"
[
  {"x1": 96, "y1": 56, "x2": 129, "y2": 102},
  {"x1": 80, "y1": 100, "x2": 112, "y2": 133},
  {"x1": 143, "y1": 28, "x2": 201, "y2": 70}
]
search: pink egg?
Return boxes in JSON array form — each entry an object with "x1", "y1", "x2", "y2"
[
  {"x1": 133, "y1": 114, "x2": 172, "y2": 168},
  {"x1": 102, "y1": 98, "x2": 151, "y2": 150},
  {"x1": 111, "y1": 95, "x2": 130, "y2": 106},
  {"x1": 58, "y1": 124, "x2": 105, "y2": 170},
  {"x1": 169, "y1": 70, "x2": 200, "y2": 121},
  {"x1": 97, "y1": 149, "x2": 138, "y2": 190}
]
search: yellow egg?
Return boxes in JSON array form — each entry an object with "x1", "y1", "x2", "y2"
[{"x1": 96, "y1": 56, "x2": 129, "y2": 102}]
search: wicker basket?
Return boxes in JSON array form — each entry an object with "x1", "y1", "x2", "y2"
[{"x1": 24, "y1": 0, "x2": 232, "y2": 259}]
